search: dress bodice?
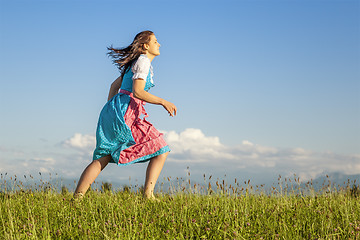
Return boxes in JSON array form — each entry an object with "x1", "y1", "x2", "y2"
[{"x1": 120, "y1": 67, "x2": 155, "y2": 93}]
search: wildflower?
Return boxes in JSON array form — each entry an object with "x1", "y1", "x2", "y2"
[
  {"x1": 246, "y1": 222, "x2": 250, "y2": 226},
  {"x1": 192, "y1": 219, "x2": 196, "y2": 223},
  {"x1": 166, "y1": 230, "x2": 170, "y2": 233},
  {"x1": 334, "y1": 228, "x2": 338, "y2": 232},
  {"x1": 206, "y1": 228, "x2": 210, "y2": 231}
]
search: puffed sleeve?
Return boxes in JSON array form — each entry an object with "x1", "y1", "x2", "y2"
[{"x1": 132, "y1": 55, "x2": 151, "y2": 81}]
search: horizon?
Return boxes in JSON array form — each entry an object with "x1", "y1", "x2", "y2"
[{"x1": 1, "y1": 170, "x2": 359, "y2": 195}]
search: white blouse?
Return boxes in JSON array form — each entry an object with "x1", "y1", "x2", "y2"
[{"x1": 132, "y1": 54, "x2": 154, "y2": 84}]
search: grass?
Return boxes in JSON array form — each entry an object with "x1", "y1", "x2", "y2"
[{"x1": 0, "y1": 173, "x2": 359, "y2": 239}]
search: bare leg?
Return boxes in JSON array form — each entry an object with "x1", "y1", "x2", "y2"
[
  {"x1": 144, "y1": 152, "x2": 169, "y2": 199},
  {"x1": 74, "y1": 155, "x2": 112, "y2": 196}
]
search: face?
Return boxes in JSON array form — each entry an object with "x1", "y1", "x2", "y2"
[{"x1": 144, "y1": 34, "x2": 161, "y2": 57}]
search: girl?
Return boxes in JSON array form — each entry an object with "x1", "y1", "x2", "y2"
[{"x1": 74, "y1": 30, "x2": 177, "y2": 200}]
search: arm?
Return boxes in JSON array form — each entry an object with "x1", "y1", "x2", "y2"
[
  {"x1": 107, "y1": 76, "x2": 123, "y2": 101},
  {"x1": 133, "y1": 78, "x2": 177, "y2": 117}
]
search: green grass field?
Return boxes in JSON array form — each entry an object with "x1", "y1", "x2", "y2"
[{"x1": 1, "y1": 174, "x2": 359, "y2": 239}]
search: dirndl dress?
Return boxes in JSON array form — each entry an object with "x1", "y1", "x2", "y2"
[{"x1": 93, "y1": 56, "x2": 170, "y2": 165}]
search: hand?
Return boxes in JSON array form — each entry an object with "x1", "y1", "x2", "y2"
[{"x1": 162, "y1": 100, "x2": 177, "y2": 117}]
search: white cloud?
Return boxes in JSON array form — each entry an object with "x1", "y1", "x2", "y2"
[
  {"x1": 1, "y1": 128, "x2": 359, "y2": 184},
  {"x1": 162, "y1": 128, "x2": 234, "y2": 162},
  {"x1": 63, "y1": 133, "x2": 95, "y2": 149},
  {"x1": 162, "y1": 128, "x2": 360, "y2": 182},
  {"x1": 164, "y1": 128, "x2": 222, "y2": 152},
  {"x1": 62, "y1": 133, "x2": 95, "y2": 156}
]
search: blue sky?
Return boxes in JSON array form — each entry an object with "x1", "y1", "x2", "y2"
[{"x1": 1, "y1": 0, "x2": 359, "y2": 187}]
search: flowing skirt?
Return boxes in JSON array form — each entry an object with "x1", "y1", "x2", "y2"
[{"x1": 93, "y1": 89, "x2": 170, "y2": 165}]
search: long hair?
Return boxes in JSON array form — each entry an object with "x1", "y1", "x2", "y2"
[{"x1": 107, "y1": 30, "x2": 154, "y2": 77}]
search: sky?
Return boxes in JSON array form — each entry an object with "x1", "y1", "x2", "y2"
[{"x1": 0, "y1": 0, "x2": 359, "y2": 189}]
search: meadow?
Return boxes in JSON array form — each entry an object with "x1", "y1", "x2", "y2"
[{"x1": 0, "y1": 173, "x2": 359, "y2": 239}]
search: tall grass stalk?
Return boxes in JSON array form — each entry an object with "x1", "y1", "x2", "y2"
[{"x1": 0, "y1": 174, "x2": 359, "y2": 239}]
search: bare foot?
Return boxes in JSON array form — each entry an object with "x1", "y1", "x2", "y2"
[
  {"x1": 73, "y1": 192, "x2": 84, "y2": 201},
  {"x1": 144, "y1": 193, "x2": 160, "y2": 202}
]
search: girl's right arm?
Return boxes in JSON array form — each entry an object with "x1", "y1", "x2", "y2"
[{"x1": 107, "y1": 76, "x2": 123, "y2": 101}]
